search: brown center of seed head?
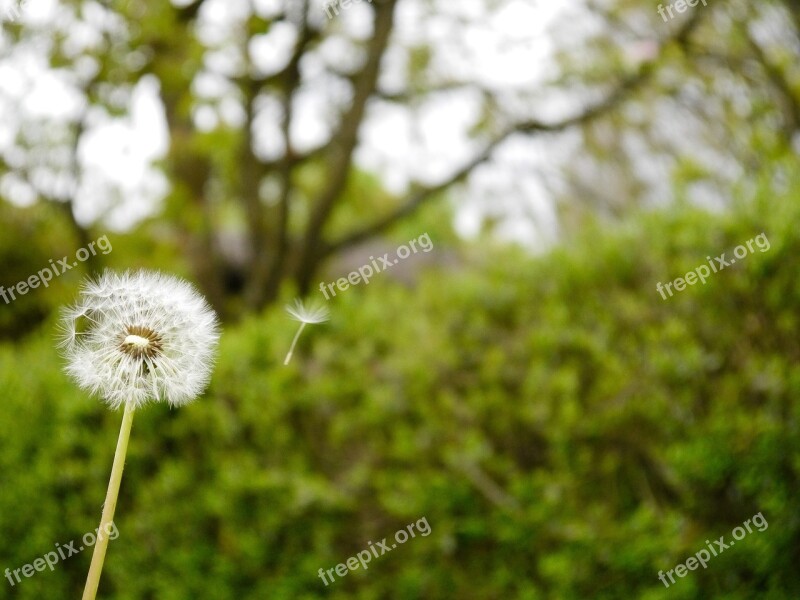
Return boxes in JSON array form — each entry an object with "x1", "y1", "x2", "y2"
[{"x1": 118, "y1": 325, "x2": 164, "y2": 359}]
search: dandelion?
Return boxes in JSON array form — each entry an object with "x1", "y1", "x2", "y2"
[
  {"x1": 283, "y1": 298, "x2": 330, "y2": 365},
  {"x1": 59, "y1": 270, "x2": 220, "y2": 600}
]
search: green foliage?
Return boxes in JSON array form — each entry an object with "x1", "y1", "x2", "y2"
[
  {"x1": 0, "y1": 202, "x2": 86, "y2": 340},
  {"x1": 0, "y1": 198, "x2": 798, "y2": 599}
]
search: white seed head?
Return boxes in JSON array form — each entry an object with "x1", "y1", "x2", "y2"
[
  {"x1": 58, "y1": 270, "x2": 221, "y2": 410},
  {"x1": 285, "y1": 298, "x2": 330, "y2": 324}
]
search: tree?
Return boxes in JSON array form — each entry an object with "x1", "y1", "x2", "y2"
[
  {"x1": 551, "y1": 0, "x2": 800, "y2": 229},
  {"x1": 0, "y1": 0, "x2": 711, "y2": 317}
]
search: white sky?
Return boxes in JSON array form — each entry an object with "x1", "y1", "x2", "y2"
[{"x1": 0, "y1": 0, "x2": 570, "y2": 245}]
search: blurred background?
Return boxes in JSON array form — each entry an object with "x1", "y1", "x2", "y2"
[{"x1": 0, "y1": 0, "x2": 799, "y2": 597}]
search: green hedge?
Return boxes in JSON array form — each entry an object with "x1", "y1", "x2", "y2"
[{"x1": 0, "y1": 199, "x2": 798, "y2": 599}]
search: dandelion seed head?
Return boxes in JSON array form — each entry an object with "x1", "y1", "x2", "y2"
[{"x1": 58, "y1": 270, "x2": 220, "y2": 410}]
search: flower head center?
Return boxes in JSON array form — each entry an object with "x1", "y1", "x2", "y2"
[
  {"x1": 124, "y1": 334, "x2": 150, "y2": 348},
  {"x1": 119, "y1": 325, "x2": 163, "y2": 359}
]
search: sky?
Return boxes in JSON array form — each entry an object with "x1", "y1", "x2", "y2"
[{"x1": 0, "y1": 0, "x2": 570, "y2": 246}]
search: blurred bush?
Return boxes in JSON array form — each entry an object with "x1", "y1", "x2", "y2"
[
  {"x1": 0, "y1": 197, "x2": 798, "y2": 599},
  {"x1": 0, "y1": 202, "x2": 84, "y2": 340}
]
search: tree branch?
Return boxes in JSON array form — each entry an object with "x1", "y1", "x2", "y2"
[
  {"x1": 295, "y1": 0, "x2": 399, "y2": 292},
  {"x1": 246, "y1": 1, "x2": 316, "y2": 308},
  {"x1": 744, "y1": 30, "x2": 800, "y2": 135},
  {"x1": 323, "y1": 12, "x2": 702, "y2": 257},
  {"x1": 375, "y1": 80, "x2": 479, "y2": 103}
]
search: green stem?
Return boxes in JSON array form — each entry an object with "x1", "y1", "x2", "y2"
[
  {"x1": 82, "y1": 401, "x2": 135, "y2": 600},
  {"x1": 284, "y1": 322, "x2": 307, "y2": 365}
]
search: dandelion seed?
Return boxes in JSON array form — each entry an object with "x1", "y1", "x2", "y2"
[
  {"x1": 58, "y1": 270, "x2": 220, "y2": 600},
  {"x1": 283, "y1": 298, "x2": 329, "y2": 365}
]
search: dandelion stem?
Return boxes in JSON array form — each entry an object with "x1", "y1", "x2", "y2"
[
  {"x1": 284, "y1": 322, "x2": 307, "y2": 365},
  {"x1": 82, "y1": 401, "x2": 135, "y2": 600}
]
